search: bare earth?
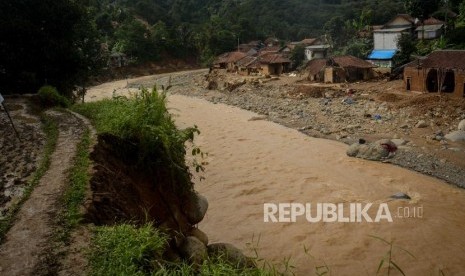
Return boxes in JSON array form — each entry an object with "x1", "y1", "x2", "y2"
[
  {"x1": 86, "y1": 70, "x2": 465, "y2": 275},
  {"x1": 0, "y1": 110, "x2": 86, "y2": 276}
]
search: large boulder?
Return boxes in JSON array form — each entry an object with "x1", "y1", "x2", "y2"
[
  {"x1": 347, "y1": 139, "x2": 397, "y2": 161},
  {"x1": 207, "y1": 243, "x2": 256, "y2": 269},
  {"x1": 178, "y1": 236, "x2": 207, "y2": 265},
  {"x1": 188, "y1": 227, "x2": 209, "y2": 246},
  {"x1": 445, "y1": 130, "x2": 465, "y2": 142},
  {"x1": 183, "y1": 192, "x2": 209, "y2": 225}
]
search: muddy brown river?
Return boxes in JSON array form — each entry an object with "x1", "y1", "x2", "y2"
[
  {"x1": 87, "y1": 76, "x2": 465, "y2": 275},
  {"x1": 169, "y1": 95, "x2": 465, "y2": 276}
]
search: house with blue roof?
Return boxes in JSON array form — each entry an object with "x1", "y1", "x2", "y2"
[{"x1": 367, "y1": 14, "x2": 417, "y2": 69}]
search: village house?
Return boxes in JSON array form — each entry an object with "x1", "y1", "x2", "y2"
[
  {"x1": 238, "y1": 40, "x2": 264, "y2": 54},
  {"x1": 306, "y1": 58, "x2": 327, "y2": 82},
  {"x1": 307, "y1": 55, "x2": 376, "y2": 83},
  {"x1": 264, "y1": 37, "x2": 280, "y2": 47},
  {"x1": 305, "y1": 44, "x2": 330, "y2": 61},
  {"x1": 279, "y1": 38, "x2": 329, "y2": 61},
  {"x1": 235, "y1": 55, "x2": 258, "y2": 76},
  {"x1": 108, "y1": 52, "x2": 127, "y2": 68},
  {"x1": 236, "y1": 52, "x2": 291, "y2": 76},
  {"x1": 367, "y1": 14, "x2": 417, "y2": 69},
  {"x1": 403, "y1": 50, "x2": 465, "y2": 98},
  {"x1": 212, "y1": 51, "x2": 247, "y2": 71},
  {"x1": 415, "y1": 17, "x2": 444, "y2": 40}
]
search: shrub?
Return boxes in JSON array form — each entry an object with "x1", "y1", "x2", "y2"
[
  {"x1": 37, "y1": 85, "x2": 71, "y2": 107},
  {"x1": 71, "y1": 87, "x2": 200, "y2": 193}
]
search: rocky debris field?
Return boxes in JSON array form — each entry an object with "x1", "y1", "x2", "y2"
[
  {"x1": 0, "y1": 97, "x2": 45, "y2": 217},
  {"x1": 127, "y1": 69, "x2": 465, "y2": 188}
]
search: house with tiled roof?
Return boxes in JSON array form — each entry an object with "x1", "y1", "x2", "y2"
[
  {"x1": 306, "y1": 55, "x2": 376, "y2": 83},
  {"x1": 213, "y1": 51, "x2": 248, "y2": 71},
  {"x1": 236, "y1": 52, "x2": 291, "y2": 76},
  {"x1": 280, "y1": 38, "x2": 329, "y2": 62},
  {"x1": 403, "y1": 50, "x2": 465, "y2": 98},
  {"x1": 415, "y1": 17, "x2": 444, "y2": 40}
]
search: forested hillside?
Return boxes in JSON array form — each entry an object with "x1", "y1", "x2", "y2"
[
  {"x1": 92, "y1": 0, "x2": 408, "y2": 62},
  {"x1": 1, "y1": 0, "x2": 465, "y2": 95}
]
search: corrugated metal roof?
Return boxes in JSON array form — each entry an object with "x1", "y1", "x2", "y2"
[{"x1": 368, "y1": 50, "x2": 397, "y2": 60}]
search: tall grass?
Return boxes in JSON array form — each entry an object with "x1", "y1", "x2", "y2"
[
  {"x1": 89, "y1": 223, "x2": 271, "y2": 276},
  {"x1": 89, "y1": 223, "x2": 167, "y2": 276},
  {"x1": 71, "y1": 87, "x2": 200, "y2": 193}
]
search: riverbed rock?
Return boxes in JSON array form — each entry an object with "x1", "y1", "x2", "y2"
[
  {"x1": 458, "y1": 119, "x2": 465, "y2": 131},
  {"x1": 183, "y1": 192, "x2": 209, "y2": 225},
  {"x1": 179, "y1": 236, "x2": 207, "y2": 265},
  {"x1": 207, "y1": 243, "x2": 255, "y2": 269},
  {"x1": 390, "y1": 192, "x2": 411, "y2": 200},
  {"x1": 444, "y1": 130, "x2": 465, "y2": 142},
  {"x1": 416, "y1": 120, "x2": 428, "y2": 128},
  {"x1": 188, "y1": 227, "x2": 209, "y2": 246},
  {"x1": 346, "y1": 139, "x2": 396, "y2": 161},
  {"x1": 391, "y1": 139, "x2": 407, "y2": 146}
]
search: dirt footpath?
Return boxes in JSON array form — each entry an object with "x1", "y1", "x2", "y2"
[{"x1": 0, "y1": 110, "x2": 87, "y2": 276}]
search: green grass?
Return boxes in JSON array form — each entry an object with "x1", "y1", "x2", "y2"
[
  {"x1": 56, "y1": 128, "x2": 91, "y2": 243},
  {"x1": 71, "y1": 87, "x2": 200, "y2": 194},
  {"x1": 89, "y1": 223, "x2": 272, "y2": 276},
  {"x1": 89, "y1": 223, "x2": 168, "y2": 276},
  {"x1": 0, "y1": 115, "x2": 59, "y2": 242}
]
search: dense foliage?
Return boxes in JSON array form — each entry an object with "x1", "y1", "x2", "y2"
[
  {"x1": 0, "y1": 0, "x2": 104, "y2": 95},
  {"x1": 2, "y1": 0, "x2": 465, "y2": 95}
]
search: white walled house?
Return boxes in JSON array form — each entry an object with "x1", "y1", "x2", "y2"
[
  {"x1": 415, "y1": 24, "x2": 444, "y2": 39},
  {"x1": 367, "y1": 14, "x2": 417, "y2": 69},
  {"x1": 305, "y1": 44, "x2": 330, "y2": 61},
  {"x1": 373, "y1": 27, "x2": 409, "y2": 50}
]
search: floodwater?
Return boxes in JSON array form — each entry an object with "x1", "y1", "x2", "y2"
[{"x1": 168, "y1": 94, "x2": 465, "y2": 276}]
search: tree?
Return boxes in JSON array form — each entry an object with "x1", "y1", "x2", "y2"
[
  {"x1": 395, "y1": 33, "x2": 417, "y2": 65},
  {"x1": 0, "y1": 0, "x2": 103, "y2": 95},
  {"x1": 458, "y1": 0, "x2": 465, "y2": 26},
  {"x1": 114, "y1": 19, "x2": 158, "y2": 62},
  {"x1": 290, "y1": 44, "x2": 306, "y2": 70},
  {"x1": 405, "y1": 0, "x2": 440, "y2": 21}
]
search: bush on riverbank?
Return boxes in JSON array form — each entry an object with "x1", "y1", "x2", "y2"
[{"x1": 71, "y1": 87, "x2": 199, "y2": 193}]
